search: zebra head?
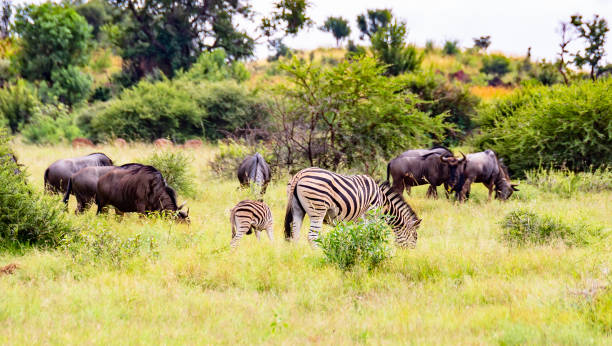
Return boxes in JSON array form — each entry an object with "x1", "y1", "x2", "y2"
[{"x1": 378, "y1": 181, "x2": 421, "y2": 248}]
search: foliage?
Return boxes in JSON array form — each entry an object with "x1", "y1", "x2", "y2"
[
  {"x1": 209, "y1": 138, "x2": 273, "y2": 178},
  {"x1": 143, "y1": 150, "x2": 196, "y2": 198},
  {"x1": 443, "y1": 40, "x2": 460, "y2": 55},
  {"x1": 13, "y1": 3, "x2": 92, "y2": 83},
  {"x1": 76, "y1": 0, "x2": 113, "y2": 40},
  {"x1": 480, "y1": 54, "x2": 511, "y2": 76},
  {"x1": 570, "y1": 14, "x2": 609, "y2": 80},
  {"x1": 370, "y1": 20, "x2": 423, "y2": 76},
  {"x1": 501, "y1": 209, "x2": 604, "y2": 247},
  {"x1": 268, "y1": 56, "x2": 448, "y2": 173},
  {"x1": 177, "y1": 49, "x2": 249, "y2": 83},
  {"x1": 398, "y1": 70, "x2": 478, "y2": 142},
  {"x1": 320, "y1": 16, "x2": 351, "y2": 47},
  {"x1": 0, "y1": 0, "x2": 11, "y2": 40},
  {"x1": 261, "y1": 0, "x2": 312, "y2": 37},
  {"x1": 525, "y1": 167, "x2": 612, "y2": 197},
  {"x1": 528, "y1": 59, "x2": 562, "y2": 85},
  {"x1": 0, "y1": 79, "x2": 39, "y2": 133},
  {"x1": 316, "y1": 210, "x2": 394, "y2": 271},
  {"x1": 356, "y1": 8, "x2": 391, "y2": 39},
  {"x1": 473, "y1": 79, "x2": 612, "y2": 174},
  {"x1": 0, "y1": 129, "x2": 74, "y2": 247},
  {"x1": 38, "y1": 66, "x2": 93, "y2": 106},
  {"x1": 21, "y1": 104, "x2": 82, "y2": 145},
  {"x1": 345, "y1": 39, "x2": 366, "y2": 59},
  {"x1": 473, "y1": 35, "x2": 491, "y2": 51}
]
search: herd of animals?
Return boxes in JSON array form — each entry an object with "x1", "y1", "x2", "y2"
[{"x1": 32, "y1": 145, "x2": 518, "y2": 248}]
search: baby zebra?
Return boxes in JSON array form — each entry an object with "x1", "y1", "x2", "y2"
[{"x1": 230, "y1": 200, "x2": 273, "y2": 248}]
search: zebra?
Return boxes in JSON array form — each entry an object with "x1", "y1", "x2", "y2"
[
  {"x1": 230, "y1": 200, "x2": 274, "y2": 248},
  {"x1": 283, "y1": 167, "x2": 421, "y2": 247}
]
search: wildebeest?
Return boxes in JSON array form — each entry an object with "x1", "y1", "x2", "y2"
[
  {"x1": 237, "y1": 153, "x2": 271, "y2": 195},
  {"x1": 154, "y1": 138, "x2": 173, "y2": 148},
  {"x1": 95, "y1": 163, "x2": 189, "y2": 221},
  {"x1": 386, "y1": 146, "x2": 464, "y2": 198},
  {"x1": 44, "y1": 153, "x2": 113, "y2": 195},
  {"x1": 453, "y1": 149, "x2": 519, "y2": 202},
  {"x1": 72, "y1": 137, "x2": 95, "y2": 148},
  {"x1": 63, "y1": 166, "x2": 115, "y2": 213}
]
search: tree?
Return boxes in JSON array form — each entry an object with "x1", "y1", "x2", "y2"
[
  {"x1": 76, "y1": 0, "x2": 114, "y2": 41},
  {"x1": 473, "y1": 35, "x2": 491, "y2": 52},
  {"x1": 481, "y1": 54, "x2": 511, "y2": 77},
  {"x1": 557, "y1": 22, "x2": 572, "y2": 85},
  {"x1": 0, "y1": 0, "x2": 11, "y2": 40},
  {"x1": 370, "y1": 20, "x2": 423, "y2": 76},
  {"x1": 570, "y1": 14, "x2": 609, "y2": 80},
  {"x1": 356, "y1": 8, "x2": 391, "y2": 40},
  {"x1": 112, "y1": 0, "x2": 311, "y2": 79},
  {"x1": 14, "y1": 3, "x2": 92, "y2": 82},
  {"x1": 320, "y1": 16, "x2": 351, "y2": 47},
  {"x1": 443, "y1": 40, "x2": 460, "y2": 55}
]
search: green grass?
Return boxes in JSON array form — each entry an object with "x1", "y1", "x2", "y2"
[{"x1": 0, "y1": 141, "x2": 611, "y2": 344}]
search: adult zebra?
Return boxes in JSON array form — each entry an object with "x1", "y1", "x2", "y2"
[{"x1": 284, "y1": 167, "x2": 421, "y2": 247}]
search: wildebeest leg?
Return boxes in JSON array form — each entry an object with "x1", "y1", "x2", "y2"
[
  {"x1": 459, "y1": 178, "x2": 474, "y2": 202},
  {"x1": 261, "y1": 182, "x2": 268, "y2": 195},
  {"x1": 484, "y1": 181, "x2": 494, "y2": 201},
  {"x1": 426, "y1": 185, "x2": 438, "y2": 199},
  {"x1": 444, "y1": 182, "x2": 451, "y2": 199}
]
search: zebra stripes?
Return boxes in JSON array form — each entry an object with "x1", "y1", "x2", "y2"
[
  {"x1": 284, "y1": 167, "x2": 420, "y2": 247},
  {"x1": 230, "y1": 200, "x2": 274, "y2": 248}
]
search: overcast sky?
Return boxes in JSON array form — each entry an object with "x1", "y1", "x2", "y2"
[{"x1": 250, "y1": 0, "x2": 612, "y2": 62}]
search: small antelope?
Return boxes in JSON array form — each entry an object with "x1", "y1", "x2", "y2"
[{"x1": 230, "y1": 200, "x2": 273, "y2": 248}]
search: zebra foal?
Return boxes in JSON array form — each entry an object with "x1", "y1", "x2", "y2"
[
  {"x1": 230, "y1": 200, "x2": 274, "y2": 248},
  {"x1": 284, "y1": 167, "x2": 421, "y2": 247}
]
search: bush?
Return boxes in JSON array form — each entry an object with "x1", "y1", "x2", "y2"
[
  {"x1": 210, "y1": 139, "x2": 273, "y2": 178},
  {"x1": 0, "y1": 129, "x2": 74, "y2": 247},
  {"x1": 178, "y1": 49, "x2": 249, "y2": 83},
  {"x1": 473, "y1": 79, "x2": 612, "y2": 174},
  {"x1": 370, "y1": 21, "x2": 423, "y2": 75},
  {"x1": 21, "y1": 104, "x2": 82, "y2": 145},
  {"x1": 46, "y1": 66, "x2": 93, "y2": 106},
  {"x1": 0, "y1": 79, "x2": 39, "y2": 133},
  {"x1": 501, "y1": 209, "x2": 604, "y2": 247},
  {"x1": 525, "y1": 167, "x2": 612, "y2": 197},
  {"x1": 443, "y1": 40, "x2": 460, "y2": 55},
  {"x1": 481, "y1": 54, "x2": 511, "y2": 77},
  {"x1": 143, "y1": 150, "x2": 196, "y2": 198},
  {"x1": 316, "y1": 210, "x2": 394, "y2": 271}
]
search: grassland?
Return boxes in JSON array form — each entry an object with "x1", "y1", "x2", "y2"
[{"x1": 1, "y1": 142, "x2": 611, "y2": 344}]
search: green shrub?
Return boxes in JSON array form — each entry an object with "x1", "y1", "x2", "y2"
[
  {"x1": 21, "y1": 104, "x2": 82, "y2": 145},
  {"x1": 525, "y1": 167, "x2": 612, "y2": 197},
  {"x1": 473, "y1": 79, "x2": 612, "y2": 174},
  {"x1": 370, "y1": 21, "x2": 423, "y2": 75},
  {"x1": 501, "y1": 209, "x2": 603, "y2": 247},
  {"x1": 0, "y1": 79, "x2": 39, "y2": 133},
  {"x1": 316, "y1": 210, "x2": 394, "y2": 271},
  {"x1": 40, "y1": 66, "x2": 93, "y2": 106},
  {"x1": 0, "y1": 129, "x2": 74, "y2": 247},
  {"x1": 177, "y1": 49, "x2": 249, "y2": 83},
  {"x1": 143, "y1": 150, "x2": 196, "y2": 198},
  {"x1": 209, "y1": 139, "x2": 273, "y2": 178},
  {"x1": 481, "y1": 54, "x2": 511, "y2": 77},
  {"x1": 443, "y1": 40, "x2": 460, "y2": 55}
]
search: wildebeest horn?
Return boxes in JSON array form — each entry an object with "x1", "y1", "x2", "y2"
[
  {"x1": 459, "y1": 152, "x2": 467, "y2": 162},
  {"x1": 178, "y1": 202, "x2": 187, "y2": 210},
  {"x1": 511, "y1": 183, "x2": 519, "y2": 191}
]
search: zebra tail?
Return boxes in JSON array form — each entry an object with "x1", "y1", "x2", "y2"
[
  {"x1": 62, "y1": 177, "x2": 72, "y2": 204},
  {"x1": 283, "y1": 190, "x2": 294, "y2": 240}
]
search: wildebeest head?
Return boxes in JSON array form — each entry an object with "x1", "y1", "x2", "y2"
[
  {"x1": 441, "y1": 152, "x2": 466, "y2": 192},
  {"x1": 165, "y1": 186, "x2": 190, "y2": 223},
  {"x1": 495, "y1": 162, "x2": 519, "y2": 200}
]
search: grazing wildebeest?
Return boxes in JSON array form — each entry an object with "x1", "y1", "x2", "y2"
[
  {"x1": 387, "y1": 152, "x2": 466, "y2": 198},
  {"x1": 95, "y1": 163, "x2": 189, "y2": 221},
  {"x1": 397, "y1": 146, "x2": 453, "y2": 158},
  {"x1": 284, "y1": 167, "x2": 421, "y2": 247},
  {"x1": 44, "y1": 153, "x2": 113, "y2": 195},
  {"x1": 229, "y1": 200, "x2": 273, "y2": 248},
  {"x1": 453, "y1": 149, "x2": 519, "y2": 202},
  {"x1": 237, "y1": 153, "x2": 271, "y2": 195},
  {"x1": 72, "y1": 137, "x2": 95, "y2": 148},
  {"x1": 63, "y1": 166, "x2": 115, "y2": 213},
  {"x1": 154, "y1": 138, "x2": 173, "y2": 148}
]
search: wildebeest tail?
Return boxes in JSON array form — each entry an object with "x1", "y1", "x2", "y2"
[
  {"x1": 44, "y1": 168, "x2": 50, "y2": 191},
  {"x1": 62, "y1": 177, "x2": 72, "y2": 204},
  {"x1": 250, "y1": 153, "x2": 260, "y2": 182},
  {"x1": 386, "y1": 162, "x2": 391, "y2": 182}
]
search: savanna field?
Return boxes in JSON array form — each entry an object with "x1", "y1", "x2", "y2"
[{"x1": 0, "y1": 141, "x2": 610, "y2": 344}]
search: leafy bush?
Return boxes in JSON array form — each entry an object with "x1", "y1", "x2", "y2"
[
  {"x1": 443, "y1": 40, "x2": 460, "y2": 55},
  {"x1": 38, "y1": 66, "x2": 93, "y2": 106},
  {"x1": 481, "y1": 54, "x2": 511, "y2": 77},
  {"x1": 0, "y1": 79, "x2": 39, "y2": 133},
  {"x1": 525, "y1": 167, "x2": 612, "y2": 197},
  {"x1": 210, "y1": 139, "x2": 273, "y2": 178},
  {"x1": 21, "y1": 104, "x2": 82, "y2": 145},
  {"x1": 178, "y1": 49, "x2": 249, "y2": 83},
  {"x1": 370, "y1": 21, "x2": 423, "y2": 75},
  {"x1": 0, "y1": 129, "x2": 74, "y2": 247},
  {"x1": 501, "y1": 209, "x2": 604, "y2": 247},
  {"x1": 316, "y1": 210, "x2": 394, "y2": 271},
  {"x1": 473, "y1": 79, "x2": 612, "y2": 174},
  {"x1": 143, "y1": 150, "x2": 196, "y2": 198}
]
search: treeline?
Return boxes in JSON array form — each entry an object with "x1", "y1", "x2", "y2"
[{"x1": 0, "y1": 1, "x2": 610, "y2": 175}]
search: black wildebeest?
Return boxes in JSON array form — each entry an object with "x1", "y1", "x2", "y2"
[
  {"x1": 95, "y1": 163, "x2": 189, "y2": 221},
  {"x1": 44, "y1": 153, "x2": 113, "y2": 195},
  {"x1": 63, "y1": 166, "x2": 115, "y2": 213},
  {"x1": 237, "y1": 153, "x2": 271, "y2": 195},
  {"x1": 453, "y1": 149, "x2": 519, "y2": 202},
  {"x1": 386, "y1": 147, "x2": 465, "y2": 198}
]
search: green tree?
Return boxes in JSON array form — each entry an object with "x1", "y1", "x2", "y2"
[
  {"x1": 14, "y1": 3, "x2": 92, "y2": 82},
  {"x1": 481, "y1": 54, "x2": 511, "y2": 77},
  {"x1": 443, "y1": 40, "x2": 460, "y2": 55},
  {"x1": 370, "y1": 20, "x2": 423, "y2": 76},
  {"x1": 473, "y1": 35, "x2": 491, "y2": 52},
  {"x1": 76, "y1": 0, "x2": 113, "y2": 41},
  {"x1": 320, "y1": 16, "x2": 351, "y2": 47},
  {"x1": 0, "y1": 0, "x2": 12, "y2": 39},
  {"x1": 356, "y1": 8, "x2": 391, "y2": 39},
  {"x1": 570, "y1": 14, "x2": 609, "y2": 80}
]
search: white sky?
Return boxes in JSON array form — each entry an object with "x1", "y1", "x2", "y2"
[
  {"x1": 249, "y1": 0, "x2": 612, "y2": 62},
  {"x1": 15, "y1": 0, "x2": 612, "y2": 62}
]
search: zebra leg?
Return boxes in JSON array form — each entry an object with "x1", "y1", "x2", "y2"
[
  {"x1": 231, "y1": 225, "x2": 247, "y2": 248},
  {"x1": 255, "y1": 230, "x2": 261, "y2": 240},
  {"x1": 265, "y1": 224, "x2": 274, "y2": 241},
  {"x1": 308, "y1": 216, "x2": 324, "y2": 245}
]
